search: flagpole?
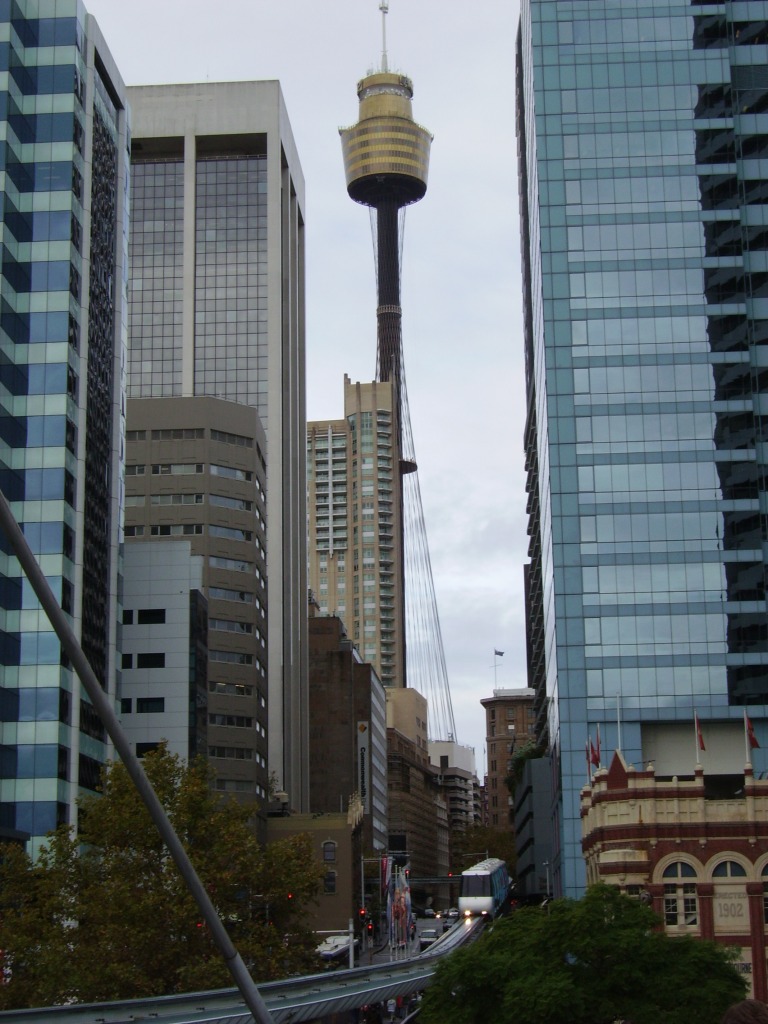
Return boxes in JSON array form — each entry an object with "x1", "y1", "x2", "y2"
[{"x1": 745, "y1": 710, "x2": 752, "y2": 766}]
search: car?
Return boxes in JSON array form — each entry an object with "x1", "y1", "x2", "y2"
[
  {"x1": 419, "y1": 928, "x2": 439, "y2": 950},
  {"x1": 423, "y1": 907, "x2": 436, "y2": 918},
  {"x1": 447, "y1": 907, "x2": 459, "y2": 918}
]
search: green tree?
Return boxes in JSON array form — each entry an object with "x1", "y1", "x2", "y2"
[
  {"x1": 450, "y1": 825, "x2": 517, "y2": 876},
  {"x1": 0, "y1": 747, "x2": 324, "y2": 1010},
  {"x1": 421, "y1": 884, "x2": 746, "y2": 1024}
]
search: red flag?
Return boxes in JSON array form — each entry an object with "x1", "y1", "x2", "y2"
[
  {"x1": 695, "y1": 712, "x2": 706, "y2": 752},
  {"x1": 590, "y1": 737, "x2": 600, "y2": 768},
  {"x1": 746, "y1": 712, "x2": 760, "y2": 750}
]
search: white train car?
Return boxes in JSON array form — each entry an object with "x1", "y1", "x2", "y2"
[{"x1": 457, "y1": 858, "x2": 510, "y2": 918}]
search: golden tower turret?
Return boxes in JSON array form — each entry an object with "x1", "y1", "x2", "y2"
[
  {"x1": 338, "y1": 2, "x2": 432, "y2": 392},
  {"x1": 340, "y1": 71, "x2": 432, "y2": 208}
]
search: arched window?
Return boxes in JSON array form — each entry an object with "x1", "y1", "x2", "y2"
[
  {"x1": 323, "y1": 840, "x2": 337, "y2": 863},
  {"x1": 663, "y1": 862, "x2": 698, "y2": 927},
  {"x1": 713, "y1": 861, "x2": 747, "y2": 878}
]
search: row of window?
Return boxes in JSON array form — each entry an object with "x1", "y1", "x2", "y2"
[
  {"x1": 125, "y1": 524, "x2": 255, "y2": 543},
  {"x1": 126, "y1": 463, "x2": 254, "y2": 481}
]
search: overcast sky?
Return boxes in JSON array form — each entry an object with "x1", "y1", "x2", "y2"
[{"x1": 85, "y1": 0, "x2": 527, "y2": 769}]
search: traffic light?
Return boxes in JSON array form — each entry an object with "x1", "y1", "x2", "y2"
[
  {"x1": 366, "y1": 920, "x2": 373, "y2": 935},
  {"x1": 287, "y1": 892, "x2": 293, "y2": 901},
  {"x1": 359, "y1": 906, "x2": 367, "y2": 921}
]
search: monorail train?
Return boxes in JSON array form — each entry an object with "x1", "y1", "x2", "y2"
[{"x1": 457, "y1": 858, "x2": 510, "y2": 918}]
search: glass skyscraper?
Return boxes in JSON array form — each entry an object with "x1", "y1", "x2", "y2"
[
  {"x1": 518, "y1": 0, "x2": 768, "y2": 895},
  {"x1": 126, "y1": 83, "x2": 308, "y2": 812},
  {"x1": 0, "y1": 1, "x2": 128, "y2": 851}
]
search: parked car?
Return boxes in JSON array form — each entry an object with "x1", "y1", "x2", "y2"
[
  {"x1": 423, "y1": 907, "x2": 436, "y2": 918},
  {"x1": 447, "y1": 907, "x2": 459, "y2": 918},
  {"x1": 419, "y1": 928, "x2": 439, "y2": 951}
]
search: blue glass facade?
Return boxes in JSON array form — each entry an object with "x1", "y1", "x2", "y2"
[
  {"x1": 0, "y1": 0, "x2": 127, "y2": 852},
  {"x1": 519, "y1": 0, "x2": 768, "y2": 895}
]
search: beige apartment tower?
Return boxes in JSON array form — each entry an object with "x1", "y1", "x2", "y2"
[
  {"x1": 124, "y1": 398, "x2": 269, "y2": 824},
  {"x1": 307, "y1": 376, "x2": 405, "y2": 688},
  {"x1": 126, "y1": 82, "x2": 308, "y2": 810}
]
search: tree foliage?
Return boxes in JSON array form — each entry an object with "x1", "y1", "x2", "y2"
[
  {"x1": 420, "y1": 884, "x2": 746, "y2": 1024},
  {"x1": 0, "y1": 747, "x2": 324, "y2": 1010},
  {"x1": 450, "y1": 825, "x2": 517, "y2": 876}
]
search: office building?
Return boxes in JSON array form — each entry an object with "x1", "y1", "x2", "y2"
[
  {"x1": 428, "y1": 740, "x2": 479, "y2": 836},
  {"x1": 386, "y1": 688, "x2": 449, "y2": 883},
  {"x1": 480, "y1": 688, "x2": 536, "y2": 828},
  {"x1": 518, "y1": 1, "x2": 768, "y2": 895},
  {"x1": 307, "y1": 605, "x2": 388, "y2": 853},
  {"x1": 126, "y1": 83, "x2": 308, "y2": 810},
  {"x1": 307, "y1": 376, "x2": 404, "y2": 687},
  {"x1": 0, "y1": 1, "x2": 127, "y2": 851},
  {"x1": 123, "y1": 397, "x2": 270, "y2": 816},
  {"x1": 120, "y1": 541, "x2": 207, "y2": 762}
]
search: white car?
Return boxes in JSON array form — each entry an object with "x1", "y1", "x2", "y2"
[{"x1": 419, "y1": 928, "x2": 439, "y2": 951}]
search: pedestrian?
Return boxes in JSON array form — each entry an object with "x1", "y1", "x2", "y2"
[{"x1": 721, "y1": 999, "x2": 768, "y2": 1024}]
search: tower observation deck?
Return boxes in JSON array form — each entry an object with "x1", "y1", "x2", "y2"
[
  {"x1": 338, "y1": 5, "x2": 456, "y2": 743},
  {"x1": 340, "y1": 71, "x2": 432, "y2": 407}
]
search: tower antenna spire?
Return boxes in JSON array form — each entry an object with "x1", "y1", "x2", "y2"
[{"x1": 379, "y1": 0, "x2": 389, "y2": 72}]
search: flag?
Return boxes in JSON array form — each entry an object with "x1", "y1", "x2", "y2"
[
  {"x1": 746, "y1": 711, "x2": 760, "y2": 750},
  {"x1": 695, "y1": 712, "x2": 706, "y2": 752},
  {"x1": 589, "y1": 732, "x2": 600, "y2": 769},
  {"x1": 494, "y1": 649, "x2": 504, "y2": 657}
]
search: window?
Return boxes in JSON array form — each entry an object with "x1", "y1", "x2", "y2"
[
  {"x1": 120, "y1": 698, "x2": 132, "y2": 714},
  {"x1": 138, "y1": 608, "x2": 166, "y2": 625},
  {"x1": 151, "y1": 463, "x2": 203, "y2": 475},
  {"x1": 663, "y1": 862, "x2": 698, "y2": 926},
  {"x1": 125, "y1": 464, "x2": 145, "y2": 475},
  {"x1": 136, "y1": 742, "x2": 160, "y2": 757},
  {"x1": 713, "y1": 861, "x2": 747, "y2": 878},
  {"x1": 210, "y1": 463, "x2": 252, "y2": 481},
  {"x1": 208, "y1": 746, "x2": 253, "y2": 760},
  {"x1": 137, "y1": 698, "x2": 165, "y2": 714},
  {"x1": 209, "y1": 682, "x2": 253, "y2": 697},
  {"x1": 136, "y1": 652, "x2": 165, "y2": 669},
  {"x1": 208, "y1": 713, "x2": 253, "y2": 728},
  {"x1": 323, "y1": 841, "x2": 337, "y2": 862},
  {"x1": 121, "y1": 653, "x2": 133, "y2": 669},
  {"x1": 211, "y1": 428, "x2": 253, "y2": 448},
  {"x1": 324, "y1": 871, "x2": 337, "y2": 895}
]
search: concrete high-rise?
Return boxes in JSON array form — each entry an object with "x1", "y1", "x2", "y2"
[
  {"x1": 0, "y1": 2, "x2": 127, "y2": 850},
  {"x1": 307, "y1": 376, "x2": 405, "y2": 687},
  {"x1": 519, "y1": 0, "x2": 768, "y2": 895},
  {"x1": 126, "y1": 83, "x2": 308, "y2": 810},
  {"x1": 123, "y1": 398, "x2": 270, "y2": 822}
]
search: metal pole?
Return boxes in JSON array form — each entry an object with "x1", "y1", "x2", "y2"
[{"x1": 0, "y1": 490, "x2": 274, "y2": 1024}]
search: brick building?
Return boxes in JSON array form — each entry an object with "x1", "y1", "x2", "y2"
[{"x1": 582, "y1": 752, "x2": 768, "y2": 999}]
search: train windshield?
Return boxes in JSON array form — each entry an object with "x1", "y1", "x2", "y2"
[{"x1": 461, "y1": 875, "x2": 490, "y2": 897}]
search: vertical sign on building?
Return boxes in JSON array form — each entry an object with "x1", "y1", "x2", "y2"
[{"x1": 358, "y1": 721, "x2": 370, "y2": 814}]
